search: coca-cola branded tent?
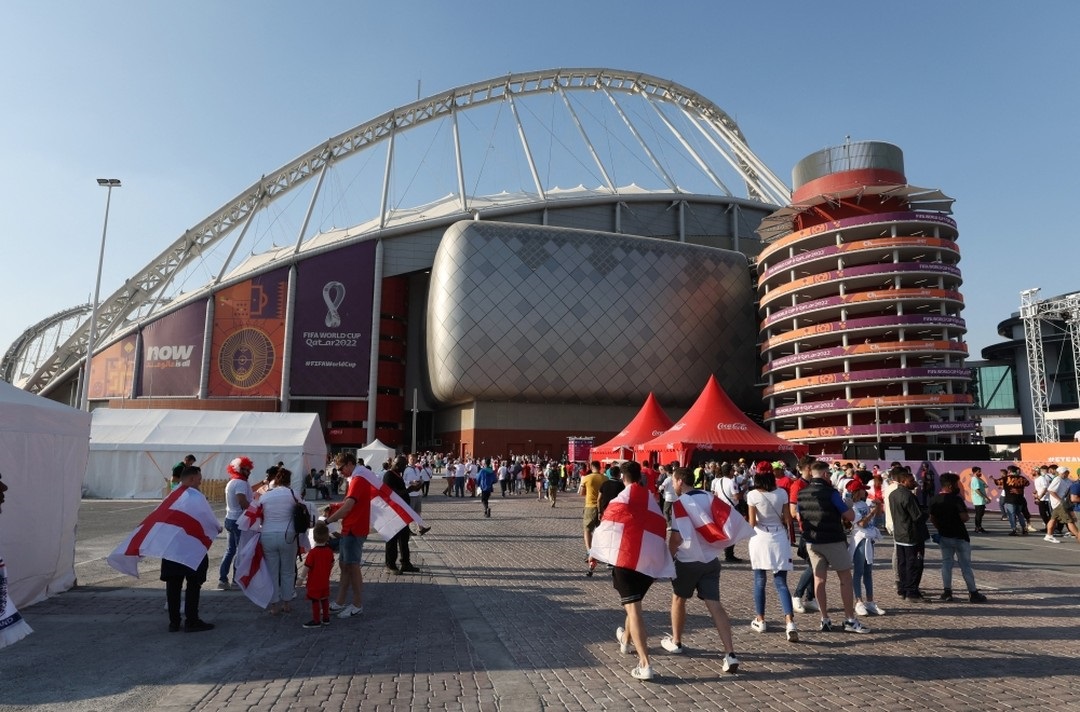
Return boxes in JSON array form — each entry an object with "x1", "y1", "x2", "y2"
[
  {"x1": 637, "y1": 375, "x2": 808, "y2": 465},
  {"x1": 590, "y1": 393, "x2": 674, "y2": 462}
]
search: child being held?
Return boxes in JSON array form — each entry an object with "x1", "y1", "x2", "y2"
[{"x1": 302, "y1": 522, "x2": 335, "y2": 628}]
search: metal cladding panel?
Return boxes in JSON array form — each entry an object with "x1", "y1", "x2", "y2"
[{"x1": 427, "y1": 220, "x2": 757, "y2": 408}]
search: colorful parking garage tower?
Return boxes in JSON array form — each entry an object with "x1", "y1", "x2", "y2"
[{"x1": 755, "y1": 141, "x2": 976, "y2": 453}]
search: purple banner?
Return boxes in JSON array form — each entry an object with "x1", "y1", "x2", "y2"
[
  {"x1": 138, "y1": 300, "x2": 207, "y2": 397},
  {"x1": 289, "y1": 241, "x2": 376, "y2": 397},
  {"x1": 761, "y1": 210, "x2": 958, "y2": 258},
  {"x1": 762, "y1": 314, "x2": 966, "y2": 353},
  {"x1": 763, "y1": 288, "x2": 962, "y2": 328},
  {"x1": 790, "y1": 420, "x2": 979, "y2": 440},
  {"x1": 765, "y1": 340, "x2": 967, "y2": 373},
  {"x1": 768, "y1": 390, "x2": 972, "y2": 418},
  {"x1": 761, "y1": 262, "x2": 963, "y2": 307},
  {"x1": 761, "y1": 236, "x2": 958, "y2": 278}
]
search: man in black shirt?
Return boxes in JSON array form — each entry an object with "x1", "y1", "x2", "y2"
[
  {"x1": 384, "y1": 456, "x2": 420, "y2": 575},
  {"x1": 927, "y1": 473, "x2": 987, "y2": 603}
]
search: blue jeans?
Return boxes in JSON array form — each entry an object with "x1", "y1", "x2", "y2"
[
  {"x1": 753, "y1": 569, "x2": 794, "y2": 617},
  {"x1": 1004, "y1": 502, "x2": 1026, "y2": 531},
  {"x1": 938, "y1": 536, "x2": 977, "y2": 592},
  {"x1": 852, "y1": 539, "x2": 874, "y2": 600},
  {"x1": 218, "y1": 518, "x2": 241, "y2": 583}
]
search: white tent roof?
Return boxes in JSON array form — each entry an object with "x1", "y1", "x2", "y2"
[
  {"x1": 87, "y1": 409, "x2": 327, "y2": 499},
  {"x1": 357, "y1": 438, "x2": 396, "y2": 469},
  {"x1": 0, "y1": 381, "x2": 90, "y2": 607}
]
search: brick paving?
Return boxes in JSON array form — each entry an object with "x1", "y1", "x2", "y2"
[{"x1": 3, "y1": 492, "x2": 1079, "y2": 711}]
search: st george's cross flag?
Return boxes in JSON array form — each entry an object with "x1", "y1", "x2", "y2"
[
  {"x1": 233, "y1": 501, "x2": 273, "y2": 607},
  {"x1": 107, "y1": 485, "x2": 221, "y2": 578},
  {"x1": 351, "y1": 470, "x2": 427, "y2": 540},
  {"x1": 589, "y1": 483, "x2": 676, "y2": 579},
  {"x1": 671, "y1": 490, "x2": 754, "y2": 561}
]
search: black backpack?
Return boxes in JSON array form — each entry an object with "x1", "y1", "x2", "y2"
[{"x1": 291, "y1": 492, "x2": 312, "y2": 534}]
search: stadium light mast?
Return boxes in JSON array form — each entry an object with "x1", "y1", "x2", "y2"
[{"x1": 80, "y1": 178, "x2": 121, "y2": 411}]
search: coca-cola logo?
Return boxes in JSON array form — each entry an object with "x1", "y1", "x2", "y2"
[{"x1": 716, "y1": 422, "x2": 749, "y2": 431}]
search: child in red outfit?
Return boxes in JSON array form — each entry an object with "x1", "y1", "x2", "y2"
[{"x1": 302, "y1": 522, "x2": 335, "y2": 628}]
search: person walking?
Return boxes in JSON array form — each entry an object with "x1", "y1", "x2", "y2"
[
  {"x1": 746, "y1": 467, "x2": 798, "y2": 642},
  {"x1": 476, "y1": 458, "x2": 497, "y2": 517},
  {"x1": 969, "y1": 467, "x2": 989, "y2": 533},
  {"x1": 661, "y1": 467, "x2": 744, "y2": 670},
  {"x1": 928, "y1": 473, "x2": 988, "y2": 603}
]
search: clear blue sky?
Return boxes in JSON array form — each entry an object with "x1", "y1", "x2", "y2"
[{"x1": 2, "y1": 1, "x2": 1077, "y2": 367}]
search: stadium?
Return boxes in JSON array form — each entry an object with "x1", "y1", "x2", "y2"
[{"x1": 1, "y1": 68, "x2": 973, "y2": 458}]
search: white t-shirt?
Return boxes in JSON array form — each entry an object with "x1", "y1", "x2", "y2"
[
  {"x1": 1034, "y1": 473, "x2": 1051, "y2": 502},
  {"x1": 224, "y1": 478, "x2": 254, "y2": 520},
  {"x1": 403, "y1": 466, "x2": 423, "y2": 498},
  {"x1": 260, "y1": 486, "x2": 299, "y2": 535},
  {"x1": 659, "y1": 475, "x2": 677, "y2": 503},
  {"x1": 746, "y1": 488, "x2": 788, "y2": 528},
  {"x1": 711, "y1": 477, "x2": 738, "y2": 506}
]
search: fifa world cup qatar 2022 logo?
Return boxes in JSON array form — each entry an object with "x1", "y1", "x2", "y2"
[{"x1": 218, "y1": 327, "x2": 275, "y2": 389}]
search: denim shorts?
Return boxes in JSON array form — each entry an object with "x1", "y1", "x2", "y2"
[{"x1": 339, "y1": 534, "x2": 366, "y2": 565}]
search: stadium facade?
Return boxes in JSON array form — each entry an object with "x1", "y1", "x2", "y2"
[{"x1": 2, "y1": 70, "x2": 975, "y2": 458}]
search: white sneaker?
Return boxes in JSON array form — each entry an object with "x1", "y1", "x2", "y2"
[
  {"x1": 660, "y1": 635, "x2": 684, "y2": 654},
  {"x1": 328, "y1": 601, "x2": 347, "y2": 613},
  {"x1": 791, "y1": 596, "x2": 806, "y2": 614},
  {"x1": 855, "y1": 601, "x2": 868, "y2": 616},
  {"x1": 864, "y1": 601, "x2": 886, "y2": 616},
  {"x1": 630, "y1": 665, "x2": 654, "y2": 681},
  {"x1": 750, "y1": 619, "x2": 766, "y2": 633},
  {"x1": 721, "y1": 653, "x2": 739, "y2": 673},
  {"x1": 785, "y1": 622, "x2": 798, "y2": 642},
  {"x1": 803, "y1": 598, "x2": 820, "y2": 612},
  {"x1": 1044, "y1": 534, "x2": 1062, "y2": 543},
  {"x1": 337, "y1": 604, "x2": 362, "y2": 619},
  {"x1": 616, "y1": 626, "x2": 631, "y2": 654}
]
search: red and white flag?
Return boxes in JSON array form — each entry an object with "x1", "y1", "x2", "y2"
[
  {"x1": 589, "y1": 483, "x2": 675, "y2": 579},
  {"x1": 107, "y1": 485, "x2": 221, "y2": 578},
  {"x1": 353, "y1": 470, "x2": 426, "y2": 540},
  {"x1": 672, "y1": 490, "x2": 754, "y2": 561},
  {"x1": 234, "y1": 532, "x2": 273, "y2": 609}
]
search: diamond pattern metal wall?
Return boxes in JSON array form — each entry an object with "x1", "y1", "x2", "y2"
[{"x1": 427, "y1": 221, "x2": 757, "y2": 408}]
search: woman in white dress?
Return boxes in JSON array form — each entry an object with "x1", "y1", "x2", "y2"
[
  {"x1": 746, "y1": 467, "x2": 798, "y2": 642},
  {"x1": 0, "y1": 472, "x2": 34, "y2": 649}
]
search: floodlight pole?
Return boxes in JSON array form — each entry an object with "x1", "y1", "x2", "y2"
[{"x1": 80, "y1": 178, "x2": 121, "y2": 411}]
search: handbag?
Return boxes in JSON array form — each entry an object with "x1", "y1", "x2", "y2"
[{"x1": 290, "y1": 491, "x2": 312, "y2": 535}]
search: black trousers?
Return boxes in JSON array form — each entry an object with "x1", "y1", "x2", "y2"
[
  {"x1": 896, "y1": 543, "x2": 925, "y2": 598},
  {"x1": 165, "y1": 575, "x2": 202, "y2": 626},
  {"x1": 386, "y1": 528, "x2": 411, "y2": 567}
]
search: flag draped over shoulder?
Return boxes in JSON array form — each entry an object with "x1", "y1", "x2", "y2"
[
  {"x1": 233, "y1": 502, "x2": 273, "y2": 608},
  {"x1": 589, "y1": 483, "x2": 675, "y2": 579},
  {"x1": 672, "y1": 490, "x2": 754, "y2": 561},
  {"x1": 107, "y1": 485, "x2": 221, "y2": 578},
  {"x1": 353, "y1": 470, "x2": 426, "y2": 539}
]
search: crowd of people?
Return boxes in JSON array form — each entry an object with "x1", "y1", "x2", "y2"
[{"x1": 30, "y1": 446, "x2": 1073, "y2": 681}]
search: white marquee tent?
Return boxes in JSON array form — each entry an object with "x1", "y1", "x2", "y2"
[
  {"x1": 87, "y1": 409, "x2": 327, "y2": 499},
  {"x1": 357, "y1": 439, "x2": 396, "y2": 470},
  {"x1": 0, "y1": 381, "x2": 90, "y2": 608}
]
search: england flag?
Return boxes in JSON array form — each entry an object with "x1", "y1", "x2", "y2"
[
  {"x1": 671, "y1": 490, "x2": 754, "y2": 561},
  {"x1": 234, "y1": 531, "x2": 273, "y2": 609},
  {"x1": 589, "y1": 484, "x2": 675, "y2": 579},
  {"x1": 107, "y1": 485, "x2": 221, "y2": 578},
  {"x1": 352, "y1": 470, "x2": 427, "y2": 539}
]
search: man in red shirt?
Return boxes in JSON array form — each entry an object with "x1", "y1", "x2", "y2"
[{"x1": 322, "y1": 452, "x2": 370, "y2": 618}]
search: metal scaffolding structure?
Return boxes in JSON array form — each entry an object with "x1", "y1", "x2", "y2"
[{"x1": 1020, "y1": 288, "x2": 1080, "y2": 442}]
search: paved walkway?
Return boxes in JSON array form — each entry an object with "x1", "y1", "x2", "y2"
[{"x1": 3, "y1": 491, "x2": 1079, "y2": 711}]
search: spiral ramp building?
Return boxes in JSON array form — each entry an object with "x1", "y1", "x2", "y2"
[{"x1": 756, "y1": 141, "x2": 976, "y2": 451}]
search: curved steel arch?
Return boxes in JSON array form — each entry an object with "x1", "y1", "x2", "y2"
[
  {"x1": 26, "y1": 68, "x2": 789, "y2": 396},
  {"x1": 2, "y1": 303, "x2": 91, "y2": 386}
]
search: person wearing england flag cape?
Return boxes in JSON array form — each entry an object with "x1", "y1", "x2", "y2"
[
  {"x1": 0, "y1": 472, "x2": 34, "y2": 649},
  {"x1": 659, "y1": 466, "x2": 754, "y2": 673},
  {"x1": 589, "y1": 461, "x2": 673, "y2": 682},
  {"x1": 107, "y1": 465, "x2": 222, "y2": 632}
]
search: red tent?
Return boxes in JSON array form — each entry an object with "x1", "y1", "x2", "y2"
[
  {"x1": 636, "y1": 375, "x2": 808, "y2": 465},
  {"x1": 590, "y1": 393, "x2": 674, "y2": 462}
]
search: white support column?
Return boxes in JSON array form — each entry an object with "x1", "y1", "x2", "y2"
[
  {"x1": 279, "y1": 264, "x2": 298, "y2": 412},
  {"x1": 452, "y1": 102, "x2": 467, "y2": 213},
  {"x1": 366, "y1": 239, "x2": 385, "y2": 443},
  {"x1": 379, "y1": 130, "x2": 395, "y2": 229},
  {"x1": 294, "y1": 158, "x2": 330, "y2": 254},
  {"x1": 505, "y1": 87, "x2": 545, "y2": 200},
  {"x1": 558, "y1": 85, "x2": 614, "y2": 192},
  {"x1": 215, "y1": 192, "x2": 266, "y2": 285},
  {"x1": 198, "y1": 296, "x2": 215, "y2": 399},
  {"x1": 599, "y1": 82, "x2": 677, "y2": 191}
]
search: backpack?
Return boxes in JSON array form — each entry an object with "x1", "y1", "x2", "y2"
[{"x1": 291, "y1": 492, "x2": 312, "y2": 534}]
